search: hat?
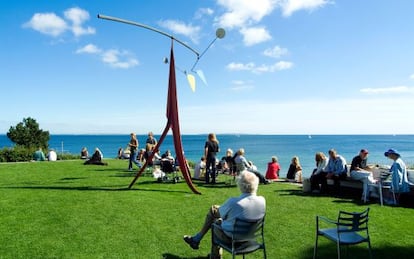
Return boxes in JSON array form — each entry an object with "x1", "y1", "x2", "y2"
[
  {"x1": 360, "y1": 149, "x2": 368, "y2": 154},
  {"x1": 384, "y1": 148, "x2": 400, "y2": 157}
]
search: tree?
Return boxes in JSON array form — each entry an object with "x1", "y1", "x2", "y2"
[{"x1": 7, "y1": 117, "x2": 50, "y2": 149}]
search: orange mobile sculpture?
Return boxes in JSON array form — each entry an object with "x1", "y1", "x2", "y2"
[{"x1": 98, "y1": 14, "x2": 225, "y2": 194}]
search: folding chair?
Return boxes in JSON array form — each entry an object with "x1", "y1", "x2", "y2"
[
  {"x1": 211, "y1": 216, "x2": 266, "y2": 259},
  {"x1": 314, "y1": 208, "x2": 372, "y2": 259}
]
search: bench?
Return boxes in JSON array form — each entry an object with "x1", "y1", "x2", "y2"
[{"x1": 327, "y1": 167, "x2": 414, "y2": 205}]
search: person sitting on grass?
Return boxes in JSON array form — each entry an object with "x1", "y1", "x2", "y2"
[
  {"x1": 84, "y1": 148, "x2": 108, "y2": 166},
  {"x1": 234, "y1": 148, "x2": 270, "y2": 184},
  {"x1": 33, "y1": 147, "x2": 46, "y2": 161},
  {"x1": 47, "y1": 149, "x2": 57, "y2": 161},
  {"x1": 265, "y1": 156, "x2": 281, "y2": 181},
  {"x1": 286, "y1": 156, "x2": 302, "y2": 183},
  {"x1": 220, "y1": 148, "x2": 235, "y2": 175},
  {"x1": 80, "y1": 147, "x2": 89, "y2": 159},
  {"x1": 193, "y1": 157, "x2": 206, "y2": 180},
  {"x1": 183, "y1": 170, "x2": 266, "y2": 259}
]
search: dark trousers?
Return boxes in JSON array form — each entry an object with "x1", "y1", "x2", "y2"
[
  {"x1": 206, "y1": 156, "x2": 217, "y2": 183},
  {"x1": 321, "y1": 173, "x2": 347, "y2": 194},
  {"x1": 310, "y1": 171, "x2": 327, "y2": 191}
]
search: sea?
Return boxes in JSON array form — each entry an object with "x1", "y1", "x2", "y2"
[{"x1": 1, "y1": 134, "x2": 414, "y2": 178}]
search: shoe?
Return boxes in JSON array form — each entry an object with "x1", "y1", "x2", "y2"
[
  {"x1": 208, "y1": 254, "x2": 223, "y2": 259},
  {"x1": 183, "y1": 235, "x2": 199, "y2": 250}
]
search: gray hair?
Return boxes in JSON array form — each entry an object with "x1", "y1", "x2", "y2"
[{"x1": 236, "y1": 170, "x2": 259, "y2": 194}]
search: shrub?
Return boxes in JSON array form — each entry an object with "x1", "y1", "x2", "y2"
[
  {"x1": 0, "y1": 146, "x2": 34, "y2": 162},
  {"x1": 57, "y1": 153, "x2": 80, "y2": 160}
]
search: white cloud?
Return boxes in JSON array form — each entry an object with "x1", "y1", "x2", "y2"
[
  {"x1": 230, "y1": 80, "x2": 255, "y2": 91},
  {"x1": 23, "y1": 7, "x2": 95, "y2": 37},
  {"x1": 279, "y1": 0, "x2": 332, "y2": 17},
  {"x1": 23, "y1": 12, "x2": 67, "y2": 37},
  {"x1": 360, "y1": 86, "x2": 414, "y2": 95},
  {"x1": 194, "y1": 8, "x2": 214, "y2": 19},
  {"x1": 263, "y1": 45, "x2": 289, "y2": 58},
  {"x1": 274, "y1": 60, "x2": 293, "y2": 70},
  {"x1": 227, "y1": 62, "x2": 256, "y2": 71},
  {"x1": 227, "y1": 61, "x2": 293, "y2": 73},
  {"x1": 64, "y1": 7, "x2": 89, "y2": 25},
  {"x1": 158, "y1": 20, "x2": 201, "y2": 44},
  {"x1": 76, "y1": 44, "x2": 138, "y2": 69},
  {"x1": 240, "y1": 26, "x2": 272, "y2": 46},
  {"x1": 76, "y1": 44, "x2": 101, "y2": 54},
  {"x1": 410, "y1": 74, "x2": 414, "y2": 80},
  {"x1": 216, "y1": 0, "x2": 277, "y2": 29},
  {"x1": 64, "y1": 7, "x2": 96, "y2": 37},
  {"x1": 101, "y1": 49, "x2": 139, "y2": 69}
]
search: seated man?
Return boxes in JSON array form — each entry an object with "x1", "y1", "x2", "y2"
[
  {"x1": 350, "y1": 149, "x2": 376, "y2": 201},
  {"x1": 234, "y1": 148, "x2": 269, "y2": 184},
  {"x1": 320, "y1": 149, "x2": 347, "y2": 194},
  {"x1": 47, "y1": 149, "x2": 57, "y2": 161},
  {"x1": 33, "y1": 147, "x2": 46, "y2": 161},
  {"x1": 183, "y1": 171, "x2": 266, "y2": 259}
]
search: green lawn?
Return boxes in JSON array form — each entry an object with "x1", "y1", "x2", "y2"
[{"x1": 0, "y1": 160, "x2": 413, "y2": 259}]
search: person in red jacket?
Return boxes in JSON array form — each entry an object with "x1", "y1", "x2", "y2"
[{"x1": 265, "y1": 156, "x2": 281, "y2": 181}]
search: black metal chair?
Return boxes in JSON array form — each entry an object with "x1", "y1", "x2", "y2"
[
  {"x1": 211, "y1": 216, "x2": 266, "y2": 259},
  {"x1": 314, "y1": 208, "x2": 372, "y2": 259}
]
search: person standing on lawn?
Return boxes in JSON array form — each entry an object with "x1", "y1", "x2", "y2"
[{"x1": 204, "y1": 133, "x2": 219, "y2": 184}]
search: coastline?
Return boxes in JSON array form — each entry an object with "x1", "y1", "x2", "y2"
[{"x1": 1, "y1": 134, "x2": 414, "y2": 177}]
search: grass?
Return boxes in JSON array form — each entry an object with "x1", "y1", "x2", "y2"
[{"x1": 0, "y1": 160, "x2": 413, "y2": 259}]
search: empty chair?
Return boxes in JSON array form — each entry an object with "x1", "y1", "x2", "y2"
[
  {"x1": 314, "y1": 208, "x2": 372, "y2": 259},
  {"x1": 211, "y1": 216, "x2": 266, "y2": 259}
]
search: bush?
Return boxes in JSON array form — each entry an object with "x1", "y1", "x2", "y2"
[
  {"x1": 57, "y1": 153, "x2": 80, "y2": 160},
  {"x1": 0, "y1": 147, "x2": 80, "y2": 162},
  {"x1": 0, "y1": 146, "x2": 34, "y2": 162}
]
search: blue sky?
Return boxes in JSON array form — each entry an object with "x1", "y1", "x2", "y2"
[{"x1": 1, "y1": 0, "x2": 414, "y2": 135}]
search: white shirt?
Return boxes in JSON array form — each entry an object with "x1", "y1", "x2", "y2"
[
  {"x1": 314, "y1": 158, "x2": 328, "y2": 175},
  {"x1": 219, "y1": 193, "x2": 266, "y2": 236},
  {"x1": 47, "y1": 150, "x2": 57, "y2": 161},
  {"x1": 194, "y1": 161, "x2": 206, "y2": 179}
]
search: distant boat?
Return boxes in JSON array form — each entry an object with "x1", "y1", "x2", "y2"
[{"x1": 308, "y1": 135, "x2": 312, "y2": 139}]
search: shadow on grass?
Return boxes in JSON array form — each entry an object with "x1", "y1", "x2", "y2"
[
  {"x1": 275, "y1": 187, "x2": 414, "y2": 208},
  {"x1": 0, "y1": 182, "x2": 195, "y2": 194},
  {"x1": 59, "y1": 177, "x2": 88, "y2": 181},
  {"x1": 0, "y1": 185, "x2": 130, "y2": 191},
  {"x1": 300, "y1": 243, "x2": 414, "y2": 259},
  {"x1": 162, "y1": 253, "x2": 207, "y2": 259},
  {"x1": 195, "y1": 182, "x2": 236, "y2": 189}
]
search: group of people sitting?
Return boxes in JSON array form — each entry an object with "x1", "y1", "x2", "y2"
[
  {"x1": 33, "y1": 147, "x2": 57, "y2": 161},
  {"x1": 194, "y1": 148, "x2": 270, "y2": 184},
  {"x1": 83, "y1": 147, "x2": 108, "y2": 166},
  {"x1": 307, "y1": 148, "x2": 411, "y2": 204},
  {"x1": 263, "y1": 155, "x2": 303, "y2": 183}
]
